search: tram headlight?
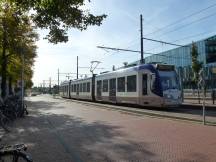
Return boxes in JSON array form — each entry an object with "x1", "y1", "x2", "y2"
[
  {"x1": 164, "y1": 94, "x2": 171, "y2": 99},
  {"x1": 167, "y1": 94, "x2": 171, "y2": 99}
]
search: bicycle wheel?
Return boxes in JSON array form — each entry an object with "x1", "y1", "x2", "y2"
[
  {"x1": 0, "y1": 116, "x2": 13, "y2": 132},
  {"x1": 0, "y1": 151, "x2": 33, "y2": 162}
]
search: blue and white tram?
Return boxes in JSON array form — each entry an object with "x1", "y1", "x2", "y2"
[
  {"x1": 95, "y1": 64, "x2": 181, "y2": 107},
  {"x1": 69, "y1": 77, "x2": 93, "y2": 100},
  {"x1": 60, "y1": 77, "x2": 94, "y2": 100},
  {"x1": 60, "y1": 64, "x2": 182, "y2": 107},
  {"x1": 60, "y1": 81, "x2": 70, "y2": 98}
]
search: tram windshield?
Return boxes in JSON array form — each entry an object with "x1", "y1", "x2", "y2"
[{"x1": 159, "y1": 71, "x2": 179, "y2": 91}]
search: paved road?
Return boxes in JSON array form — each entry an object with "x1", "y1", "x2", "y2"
[{"x1": 1, "y1": 95, "x2": 216, "y2": 162}]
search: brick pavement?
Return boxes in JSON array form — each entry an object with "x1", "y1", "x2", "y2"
[
  {"x1": 1, "y1": 95, "x2": 216, "y2": 162},
  {"x1": 59, "y1": 97, "x2": 216, "y2": 123}
]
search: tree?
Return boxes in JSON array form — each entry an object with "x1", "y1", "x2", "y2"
[
  {"x1": 191, "y1": 42, "x2": 203, "y2": 103},
  {"x1": 11, "y1": 0, "x2": 107, "y2": 44},
  {"x1": 0, "y1": 1, "x2": 38, "y2": 98},
  {"x1": 0, "y1": 0, "x2": 106, "y2": 98}
]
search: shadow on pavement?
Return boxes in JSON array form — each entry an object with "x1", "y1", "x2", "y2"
[{"x1": 1, "y1": 99, "x2": 157, "y2": 162}]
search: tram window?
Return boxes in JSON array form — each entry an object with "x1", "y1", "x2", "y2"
[
  {"x1": 97, "y1": 80, "x2": 102, "y2": 90},
  {"x1": 150, "y1": 74, "x2": 156, "y2": 92},
  {"x1": 71, "y1": 85, "x2": 73, "y2": 92},
  {"x1": 109, "y1": 78, "x2": 116, "y2": 91},
  {"x1": 83, "y1": 83, "x2": 87, "y2": 92},
  {"x1": 87, "y1": 82, "x2": 90, "y2": 92},
  {"x1": 143, "y1": 74, "x2": 147, "y2": 95},
  {"x1": 79, "y1": 83, "x2": 82, "y2": 92},
  {"x1": 127, "y1": 75, "x2": 136, "y2": 92},
  {"x1": 117, "y1": 77, "x2": 125, "y2": 92},
  {"x1": 103, "y1": 80, "x2": 108, "y2": 92},
  {"x1": 74, "y1": 84, "x2": 76, "y2": 92},
  {"x1": 77, "y1": 84, "x2": 79, "y2": 92}
]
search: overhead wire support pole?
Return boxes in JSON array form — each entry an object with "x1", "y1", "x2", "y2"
[{"x1": 140, "y1": 14, "x2": 144, "y2": 64}]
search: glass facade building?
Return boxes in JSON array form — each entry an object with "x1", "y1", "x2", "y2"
[{"x1": 131, "y1": 35, "x2": 216, "y2": 89}]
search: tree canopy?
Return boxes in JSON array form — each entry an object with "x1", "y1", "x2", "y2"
[
  {"x1": 11, "y1": 0, "x2": 107, "y2": 43},
  {"x1": 191, "y1": 42, "x2": 203, "y2": 83},
  {"x1": 0, "y1": 0, "x2": 106, "y2": 97},
  {"x1": 0, "y1": 1, "x2": 38, "y2": 97}
]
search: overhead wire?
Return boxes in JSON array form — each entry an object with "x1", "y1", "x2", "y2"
[
  {"x1": 145, "y1": 29, "x2": 216, "y2": 52},
  {"x1": 144, "y1": 1, "x2": 216, "y2": 37},
  {"x1": 98, "y1": 1, "x2": 216, "y2": 66},
  {"x1": 156, "y1": 11, "x2": 216, "y2": 38}
]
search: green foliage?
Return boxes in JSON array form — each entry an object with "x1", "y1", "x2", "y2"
[
  {"x1": 191, "y1": 42, "x2": 203, "y2": 83},
  {"x1": 11, "y1": 0, "x2": 107, "y2": 43},
  {"x1": 0, "y1": 0, "x2": 38, "y2": 94},
  {"x1": 0, "y1": 0, "x2": 106, "y2": 96}
]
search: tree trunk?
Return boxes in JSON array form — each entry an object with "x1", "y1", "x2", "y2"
[
  {"x1": 1, "y1": 48, "x2": 7, "y2": 99},
  {"x1": 1, "y1": 20, "x2": 8, "y2": 99},
  {"x1": 8, "y1": 77, "x2": 13, "y2": 95}
]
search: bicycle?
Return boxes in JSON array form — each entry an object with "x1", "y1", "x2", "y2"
[
  {"x1": 0, "y1": 110, "x2": 12, "y2": 132},
  {"x1": 3, "y1": 97, "x2": 28, "y2": 118},
  {"x1": 0, "y1": 144, "x2": 33, "y2": 162}
]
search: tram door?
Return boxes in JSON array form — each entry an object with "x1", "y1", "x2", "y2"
[
  {"x1": 109, "y1": 78, "x2": 116, "y2": 101},
  {"x1": 97, "y1": 80, "x2": 102, "y2": 100},
  {"x1": 76, "y1": 84, "x2": 79, "y2": 96},
  {"x1": 142, "y1": 74, "x2": 148, "y2": 95}
]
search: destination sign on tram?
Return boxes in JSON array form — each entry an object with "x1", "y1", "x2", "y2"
[{"x1": 156, "y1": 64, "x2": 175, "y2": 71}]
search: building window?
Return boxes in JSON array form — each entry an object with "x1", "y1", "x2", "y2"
[
  {"x1": 87, "y1": 82, "x2": 90, "y2": 92},
  {"x1": 117, "y1": 77, "x2": 125, "y2": 92},
  {"x1": 127, "y1": 75, "x2": 137, "y2": 92},
  {"x1": 103, "y1": 79, "x2": 108, "y2": 92}
]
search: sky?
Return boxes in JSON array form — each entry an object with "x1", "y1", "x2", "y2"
[{"x1": 33, "y1": 0, "x2": 216, "y2": 87}]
